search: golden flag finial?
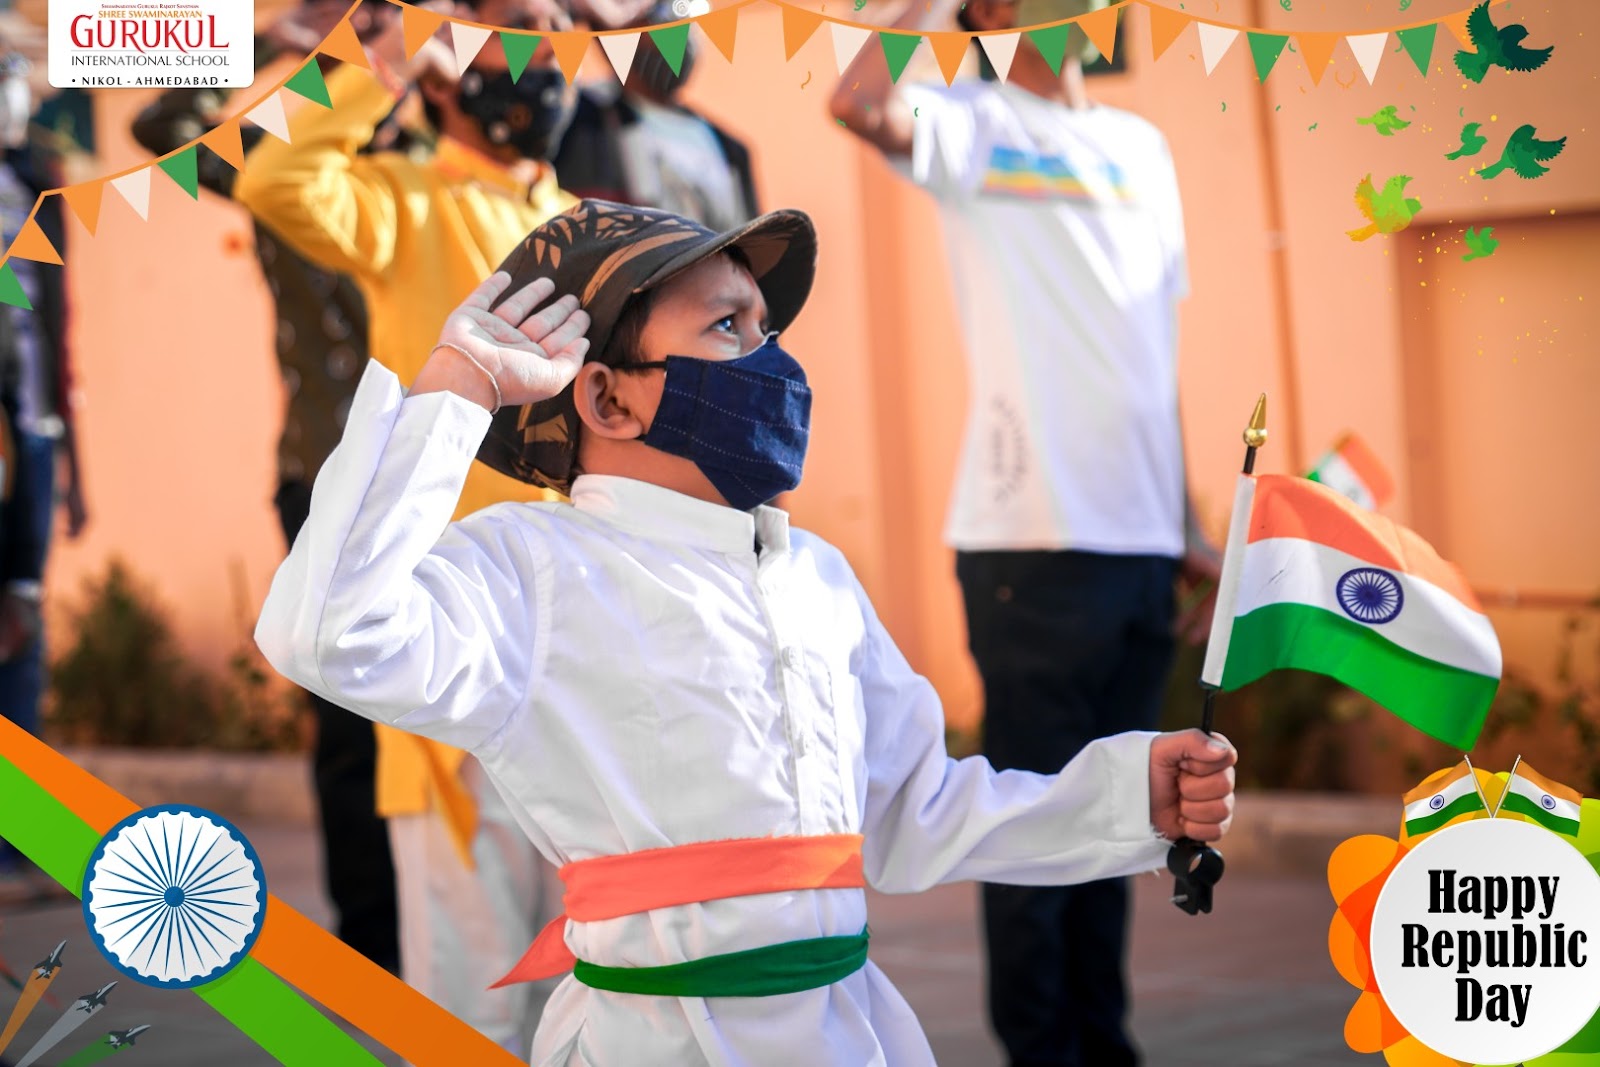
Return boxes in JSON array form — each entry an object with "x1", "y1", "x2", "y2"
[{"x1": 1244, "y1": 393, "x2": 1268, "y2": 449}]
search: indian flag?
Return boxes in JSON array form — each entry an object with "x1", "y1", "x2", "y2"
[
  {"x1": 1403, "y1": 762, "x2": 1488, "y2": 838},
  {"x1": 1499, "y1": 762, "x2": 1582, "y2": 837},
  {"x1": 1306, "y1": 432, "x2": 1395, "y2": 511},
  {"x1": 1200, "y1": 474, "x2": 1501, "y2": 750}
]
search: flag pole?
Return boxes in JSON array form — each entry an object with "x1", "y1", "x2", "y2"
[
  {"x1": 1491, "y1": 754, "x2": 1521, "y2": 818},
  {"x1": 1171, "y1": 393, "x2": 1267, "y2": 915}
]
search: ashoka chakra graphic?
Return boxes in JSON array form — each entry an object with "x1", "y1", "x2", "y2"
[
  {"x1": 1335, "y1": 567, "x2": 1404, "y2": 624},
  {"x1": 1429, "y1": 794, "x2": 1446, "y2": 811},
  {"x1": 82, "y1": 805, "x2": 266, "y2": 988},
  {"x1": 1543, "y1": 794, "x2": 1558, "y2": 811}
]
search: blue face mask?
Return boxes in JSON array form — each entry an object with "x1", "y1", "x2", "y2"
[{"x1": 625, "y1": 335, "x2": 812, "y2": 511}]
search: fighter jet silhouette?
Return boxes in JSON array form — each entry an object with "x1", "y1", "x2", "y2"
[
  {"x1": 31, "y1": 941, "x2": 66, "y2": 980},
  {"x1": 107, "y1": 1025, "x2": 151, "y2": 1049},
  {"x1": 72, "y1": 982, "x2": 117, "y2": 1013}
]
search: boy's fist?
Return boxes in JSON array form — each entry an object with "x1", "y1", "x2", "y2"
[{"x1": 1148, "y1": 730, "x2": 1237, "y2": 843}]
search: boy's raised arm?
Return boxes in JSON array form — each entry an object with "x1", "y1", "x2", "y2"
[{"x1": 828, "y1": 0, "x2": 960, "y2": 157}]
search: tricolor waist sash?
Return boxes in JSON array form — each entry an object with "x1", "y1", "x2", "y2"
[{"x1": 492, "y1": 833, "x2": 868, "y2": 997}]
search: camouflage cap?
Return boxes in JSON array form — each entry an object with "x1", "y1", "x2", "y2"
[{"x1": 474, "y1": 200, "x2": 818, "y2": 495}]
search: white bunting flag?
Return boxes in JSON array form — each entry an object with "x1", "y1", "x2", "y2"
[
  {"x1": 451, "y1": 23, "x2": 494, "y2": 75},
  {"x1": 1197, "y1": 23, "x2": 1238, "y2": 74},
  {"x1": 977, "y1": 32, "x2": 1020, "y2": 82},
  {"x1": 245, "y1": 92, "x2": 291, "y2": 144},
  {"x1": 831, "y1": 23, "x2": 871, "y2": 74},
  {"x1": 110, "y1": 168, "x2": 152, "y2": 221},
  {"x1": 1346, "y1": 32, "x2": 1387, "y2": 84},
  {"x1": 599, "y1": 32, "x2": 642, "y2": 80}
]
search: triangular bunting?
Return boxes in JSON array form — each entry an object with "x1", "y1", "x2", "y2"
[
  {"x1": 317, "y1": 17, "x2": 370, "y2": 69},
  {"x1": 1146, "y1": 4, "x2": 1190, "y2": 61},
  {"x1": 648, "y1": 22, "x2": 691, "y2": 75},
  {"x1": 1297, "y1": 31, "x2": 1337, "y2": 85},
  {"x1": 157, "y1": 146, "x2": 199, "y2": 199},
  {"x1": 110, "y1": 168, "x2": 152, "y2": 221},
  {"x1": 1246, "y1": 32, "x2": 1287, "y2": 82},
  {"x1": 549, "y1": 32, "x2": 590, "y2": 83},
  {"x1": 0, "y1": 262, "x2": 32, "y2": 310},
  {"x1": 599, "y1": 32, "x2": 641, "y2": 80},
  {"x1": 1346, "y1": 32, "x2": 1386, "y2": 84},
  {"x1": 1197, "y1": 23, "x2": 1238, "y2": 75},
  {"x1": 499, "y1": 31, "x2": 540, "y2": 82},
  {"x1": 246, "y1": 91, "x2": 291, "y2": 144},
  {"x1": 1441, "y1": 10, "x2": 1474, "y2": 51},
  {"x1": 61, "y1": 183, "x2": 103, "y2": 236},
  {"x1": 8, "y1": 217, "x2": 61, "y2": 266},
  {"x1": 831, "y1": 23, "x2": 872, "y2": 75},
  {"x1": 1027, "y1": 23, "x2": 1072, "y2": 77},
  {"x1": 200, "y1": 119, "x2": 246, "y2": 170},
  {"x1": 879, "y1": 31, "x2": 922, "y2": 83},
  {"x1": 1395, "y1": 23, "x2": 1437, "y2": 76},
  {"x1": 695, "y1": 6, "x2": 739, "y2": 63},
  {"x1": 977, "y1": 32, "x2": 1020, "y2": 82},
  {"x1": 1077, "y1": 4, "x2": 1119, "y2": 63},
  {"x1": 401, "y1": 4, "x2": 447, "y2": 60},
  {"x1": 927, "y1": 31, "x2": 970, "y2": 86},
  {"x1": 284, "y1": 59, "x2": 332, "y2": 108},
  {"x1": 782, "y1": 5, "x2": 824, "y2": 60},
  {"x1": 451, "y1": 23, "x2": 494, "y2": 75}
]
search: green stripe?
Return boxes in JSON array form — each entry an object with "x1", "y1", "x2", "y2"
[
  {"x1": 1501, "y1": 791, "x2": 1581, "y2": 836},
  {"x1": 573, "y1": 928, "x2": 869, "y2": 998},
  {"x1": 1221, "y1": 603, "x2": 1495, "y2": 750},
  {"x1": 0, "y1": 755, "x2": 385, "y2": 1066},
  {"x1": 1403, "y1": 792, "x2": 1486, "y2": 837}
]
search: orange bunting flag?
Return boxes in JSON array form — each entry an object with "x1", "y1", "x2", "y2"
[
  {"x1": 401, "y1": 4, "x2": 447, "y2": 59},
  {"x1": 696, "y1": 5, "x2": 740, "y2": 63},
  {"x1": 928, "y1": 31, "x2": 970, "y2": 85},
  {"x1": 8, "y1": 217, "x2": 61, "y2": 266},
  {"x1": 1146, "y1": 3, "x2": 1190, "y2": 61},
  {"x1": 1440, "y1": 9, "x2": 1475, "y2": 51},
  {"x1": 1077, "y1": 4, "x2": 1119, "y2": 63},
  {"x1": 548, "y1": 31, "x2": 590, "y2": 82},
  {"x1": 61, "y1": 183, "x2": 104, "y2": 237},
  {"x1": 1297, "y1": 31, "x2": 1338, "y2": 85},
  {"x1": 782, "y1": 5, "x2": 825, "y2": 60},
  {"x1": 200, "y1": 120, "x2": 246, "y2": 171},
  {"x1": 318, "y1": 17, "x2": 372, "y2": 69}
]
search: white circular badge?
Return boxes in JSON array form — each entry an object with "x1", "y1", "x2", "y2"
[{"x1": 1370, "y1": 818, "x2": 1600, "y2": 1063}]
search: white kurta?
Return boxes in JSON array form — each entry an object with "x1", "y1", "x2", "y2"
[{"x1": 255, "y1": 362, "x2": 1173, "y2": 1067}]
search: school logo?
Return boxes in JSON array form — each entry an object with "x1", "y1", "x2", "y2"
[
  {"x1": 47, "y1": 0, "x2": 253, "y2": 89},
  {"x1": 82, "y1": 805, "x2": 266, "y2": 988}
]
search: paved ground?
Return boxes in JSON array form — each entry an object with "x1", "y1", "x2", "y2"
[{"x1": 0, "y1": 821, "x2": 1368, "y2": 1066}]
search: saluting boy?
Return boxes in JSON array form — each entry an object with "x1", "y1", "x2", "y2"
[{"x1": 255, "y1": 200, "x2": 1237, "y2": 1066}]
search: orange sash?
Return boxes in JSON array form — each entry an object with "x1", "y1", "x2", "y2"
[{"x1": 491, "y1": 833, "x2": 866, "y2": 988}]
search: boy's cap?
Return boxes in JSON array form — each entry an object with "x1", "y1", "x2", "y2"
[{"x1": 475, "y1": 199, "x2": 818, "y2": 495}]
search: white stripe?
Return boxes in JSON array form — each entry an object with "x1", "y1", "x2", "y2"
[
  {"x1": 1201, "y1": 475, "x2": 1257, "y2": 687},
  {"x1": 1233, "y1": 537, "x2": 1502, "y2": 678},
  {"x1": 1404, "y1": 774, "x2": 1479, "y2": 822},
  {"x1": 1310, "y1": 452, "x2": 1376, "y2": 510},
  {"x1": 1507, "y1": 776, "x2": 1581, "y2": 823}
]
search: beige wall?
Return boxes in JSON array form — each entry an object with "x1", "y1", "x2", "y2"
[{"x1": 38, "y1": 1, "x2": 1600, "y2": 739}]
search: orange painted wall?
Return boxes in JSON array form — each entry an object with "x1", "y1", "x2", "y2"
[{"x1": 37, "y1": 0, "x2": 1600, "y2": 738}]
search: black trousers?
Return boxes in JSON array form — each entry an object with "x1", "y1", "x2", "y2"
[
  {"x1": 957, "y1": 550, "x2": 1179, "y2": 1067},
  {"x1": 275, "y1": 479, "x2": 401, "y2": 974}
]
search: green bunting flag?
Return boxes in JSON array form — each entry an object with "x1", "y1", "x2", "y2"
[
  {"x1": 648, "y1": 22, "x2": 691, "y2": 75},
  {"x1": 0, "y1": 262, "x2": 31, "y2": 310},
  {"x1": 1027, "y1": 23, "x2": 1073, "y2": 77},
  {"x1": 879, "y1": 31, "x2": 922, "y2": 83},
  {"x1": 1395, "y1": 23, "x2": 1437, "y2": 76},
  {"x1": 500, "y1": 31, "x2": 540, "y2": 82},
  {"x1": 284, "y1": 59, "x2": 332, "y2": 108},
  {"x1": 1247, "y1": 32, "x2": 1288, "y2": 82},
  {"x1": 157, "y1": 146, "x2": 199, "y2": 199}
]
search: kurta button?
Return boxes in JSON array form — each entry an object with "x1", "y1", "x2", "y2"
[
  {"x1": 996, "y1": 585, "x2": 1014, "y2": 603},
  {"x1": 782, "y1": 646, "x2": 803, "y2": 671}
]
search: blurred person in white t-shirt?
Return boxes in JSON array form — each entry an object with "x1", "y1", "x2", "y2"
[{"x1": 831, "y1": 2, "x2": 1222, "y2": 1064}]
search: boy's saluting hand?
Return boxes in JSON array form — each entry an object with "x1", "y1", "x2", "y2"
[
  {"x1": 414, "y1": 273, "x2": 593, "y2": 410},
  {"x1": 1148, "y1": 730, "x2": 1237, "y2": 843}
]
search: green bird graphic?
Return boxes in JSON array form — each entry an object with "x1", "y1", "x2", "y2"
[
  {"x1": 1461, "y1": 226, "x2": 1498, "y2": 261},
  {"x1": 1478, "y1": 125, "x2": 1567, "y2": 179},
  {"x1": 1454, "y1": 1, "x2": 1553, "y2": 82},
  {"x1": 1357, "y1": 105, "x2": 1411, "y2": 136},
  {"x1": 1347, "y1": 174, "x2": 1422, "y2": 241},
  {"x1": 1445, "y1": 122, "x2": 1488, "y2": 159}
]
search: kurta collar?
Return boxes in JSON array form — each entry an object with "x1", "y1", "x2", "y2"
[
  {"x1": 571, "y1": 475, "x2": 791, "y2": 556},
  {"x1": 435, "y1": 138, "x2": 560, "y2": 207}
]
